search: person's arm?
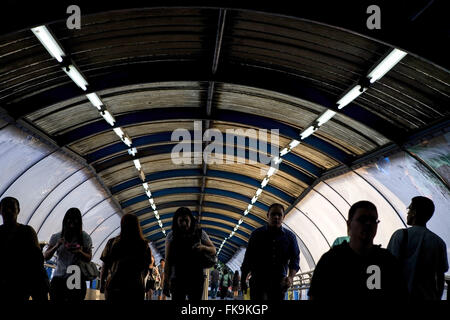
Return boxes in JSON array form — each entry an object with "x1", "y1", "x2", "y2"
[
  {"x1": 44, "y1": 235, "x2": 64, "y2": 261},
  {"x1": 282, "y1": 233, "x2": 301, "y2": 289},
  {"x1": 196, "y1": 231, "x2": 216, "y2": 255}
]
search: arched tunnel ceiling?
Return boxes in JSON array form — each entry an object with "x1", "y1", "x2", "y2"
[{"x1": 0, "y1": 3, "x2": 449, "y2": 263}]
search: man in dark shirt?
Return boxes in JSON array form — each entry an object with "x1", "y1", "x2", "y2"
[
  {"x1": 240, "y1": 203, "x2": 300, "y2": 300},
  {"x1": 308, "y1": 201, "x2": 408, "y2": 301},
  {"x1": 0, "y1": 197, "x2": 49, "y2": 301}
]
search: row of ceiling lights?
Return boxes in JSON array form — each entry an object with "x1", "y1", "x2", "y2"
[
  {"x1": 31, "y1": 25, "x2": 167, "y2": 237},
  {"x1": 217, "y1": 48, "x2": 407, "y2": 256}
]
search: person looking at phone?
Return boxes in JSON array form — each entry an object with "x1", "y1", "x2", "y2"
[{"x1": 44, "y1": 208, "x2": 92, "y2": 302}]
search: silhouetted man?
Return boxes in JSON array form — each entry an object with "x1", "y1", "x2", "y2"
[
  {"x1": 308, "y1": 201, "x2": 407, "y2": 300},
  {"x1": 0, "y1": 197, "x2": 49, "y2": 301},
  {"x1": 241, "y1": 203, "x2": 300, "y2": 300},
  {"x1": 388, "y1": 196, "x2": 448, "y2": 300}
]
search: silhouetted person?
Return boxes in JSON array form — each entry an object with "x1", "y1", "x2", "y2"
[
  {"x1": 241, "y1": 203, "x2": 300, "y2": 300},
  {"x1": 388, "y1": 196, "x2": 448, "y2": 300},
  {"x1": 232, "y1": 270, "x2": 240, "y2": 299},
  {"x1": 44, "y1": 208, "x2": 92, "y2": 302},
  {"x1": 0, "y1": 197, "x2": 49, "y2": 301},
  {"x1": 100, "y1": 213, "x2": 151, "y2": 301},
  {"x1": 308, "y1": 201, "x2": 407, "y2": 300},
  {"x1": 220, "y1": 269, "x2": 232, "y2": 299},
  {"x1": 209, "y1": 265, "x2": 220, "y2": 299},
  {"x1": 164, "y1": 207, "x2": 216, "y2": 301},
  {"x1": 156, "y1": 258, "x2": 166, "y2": 300}
]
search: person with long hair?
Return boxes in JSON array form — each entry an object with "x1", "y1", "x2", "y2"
[
  {"x1": 164, "y1": 207, "x2": 216, "y2": 301},
  {"x1": 44, "y1": 208, "x2": 92, "y2": 302},
  {"x1": 100, "y1": 213, "x2": 151, "y2": 301}
]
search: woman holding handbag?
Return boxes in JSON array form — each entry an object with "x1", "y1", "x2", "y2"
[{"x1": 164, "y1": 207, "x2": 216, "y2": 301}]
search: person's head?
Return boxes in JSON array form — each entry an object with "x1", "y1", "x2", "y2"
[
  {"x1": 172, "y1": 207, "x2": 197, "y2": 235},
  {"x1": 267, "y1": 203, "x2": 285, "y2": 228},
  {"x1": 0, "y1": 197, "x2": 20, "y2": 225},
  {"x1": 407, "y1": 196, "x2": 435, "y2": 226},
  {"x1": 159, "y1": 258, "x2": 165, "y2": 267},
  {"x1": 347, "y1": 201, "x2": 379, "y2": 246},
  {"x1": 234, "y1": 270, "x2": 239, "y2": 276},
  {"x1": 62, "y1": 208, "x2": 83, "y2": 238},
  {"x1": 120, "y1": 213, "x2": 146, "y2": 243}
]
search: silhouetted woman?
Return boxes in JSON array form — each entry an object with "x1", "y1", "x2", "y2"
[
  {"x1": 100, "y1": 213, "x2": 151, "y2": 301},
  {"x1": 164, "y1": 207, "x2": 216, "y2": 301},
  {"x1": 44, "y1": 208, "x2": 92, "y2": 302}
]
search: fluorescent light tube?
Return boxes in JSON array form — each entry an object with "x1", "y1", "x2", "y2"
[
  {"x1": 238, "y1": 219, "x2": 243, "y2": 225},
  {"x1": 101, "y1": 110, "x2": 115, "y2": 126},
  {"x1": 289, "y1": 139, "x2": 300, "y2": 149},
  {"x1": 138, "y1": 169, "x2": 145, "y2": 182},
  {"x1": 267, "y1": 167, "x2": 276, "y2": 177},
  {"x1": 234, "y1": 226, "x2": 238, "y2": 232},
  {"x1": 149, "y1": 198, "x2": 155, "y2": 205},
  {"x1": 128, "y1": 148, "x2": 137, "y2": 156},
  {"x1": 230, "y1": 231, "x2": 235, "y2": 237},
  {"x1": 145, "y1": 190, "x2": 152, "y2": 198},
  {"x1": 256, "y1": 188, "x2": 263, "y2": 196},
  {"x1": 31, "y1": 26, "x2": 65, "y2": 62},
  {"x1": 158, "y1": 221, "x2": 163, "y2": 227},
  {"x1": 280, "y1": 147, "x2": 289, "y2": 156},
  {"x1": 123, "y1": 135, "x2": 132, "y2": 147},
  {"x1": 86, "y1": 93, "x2": 103, "y2": 109},
  {"x1": 62, "y1": 65, "x2": 88, "y2": 91},
  {"x1": 142, "y1": 183, "x2": 149, "y2": 191},
  {"x1": 251, "y1": 196, "x2": 258, "y2": 204},
  {"x1": 368, "y1": 48, "x2": 407, "y2": 83},
  {"x1": 247, "y1": 204, "x2": 253, "y2": 211},
  {"x1": 273, "y1": 156, "x2": 283, "y2": 165},
  {"x1": 261, "y1": 177, "x2": 269, "y2": 187},
  {"x1": 317, "y1": 109, "x2": 337, "y2": 126},
  {"x1": 300, "y1": 126, "x2": 317, "y2": 140},
  {"x1": 337, "y1": 85, "x2": 365, "y2": 109},
  {"x1": 243, "y1": 210, "x2": 249, "y2": 215},
  {"x1": 133, "y1": 159, "x2": 141, "y2": 171},
  {"x1": 151, "y1": 204, "x2": 157, "y2": 210},
  {"x1": 113, "y1": 127, "x2": 124, "y2": 138}
]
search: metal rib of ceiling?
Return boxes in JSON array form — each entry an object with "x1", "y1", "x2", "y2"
[{"x1": 0, "y1": 7, "x2": 448, "y2": 262}]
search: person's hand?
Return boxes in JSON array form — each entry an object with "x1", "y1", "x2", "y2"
[
  {"x1": 281, "y1": 276, "x2": 294, "y2": 291},
  {"x1": 56, "y1": 238, "x2": 65, "y2": 248},
  {"x1": 192, "y1": 243, "x2": 204, "y2": 252}
]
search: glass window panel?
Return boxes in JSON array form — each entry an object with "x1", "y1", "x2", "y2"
[
  {"x1": 295, "y1": 189, "x2": 348, "y2": 246},
  {"x1": 284, "y1": 209, "x2": 330, "y2": 264},
  {"x1": 3, "y1": 152, "x2": 83, "y2": 225},
  {"x1": 92, "y1": 228, "x2": 120, "y2": 264},
  {"x1": 325, "y1": 171, "x2": 405, "y2": 247},
  {"x1": 314, "y1": 181, "x2": 351, "y2": 219},
  {"x1": 90, "y1": 214, "x2": 122, "y2": 257},
  {"x1": 356, "y1": 151, "x2": 450, "y2": 271},
  {"x1": 0, "y1": 125, "x2": 51, "y2": 197},
  {"x1": 38, "y1": 177, "x2": 110, "y2": 242},
  {"x1": 82, "y1": 198, "x2": 119, "y2": 234},
  {"x1": 28, "y1": 169, "x2": 92, "y2": 239},
  {"x1": 408, "y1": 132, "x2": 450, "y2": 186}
]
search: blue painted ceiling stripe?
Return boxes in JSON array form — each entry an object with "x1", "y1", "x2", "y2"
[
  {"x1": 60, "y1": 108, "x2": 348, "y2": 164},
  {"x1": 111, "y1": 169, "x2": 294, "y2": 203}
]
